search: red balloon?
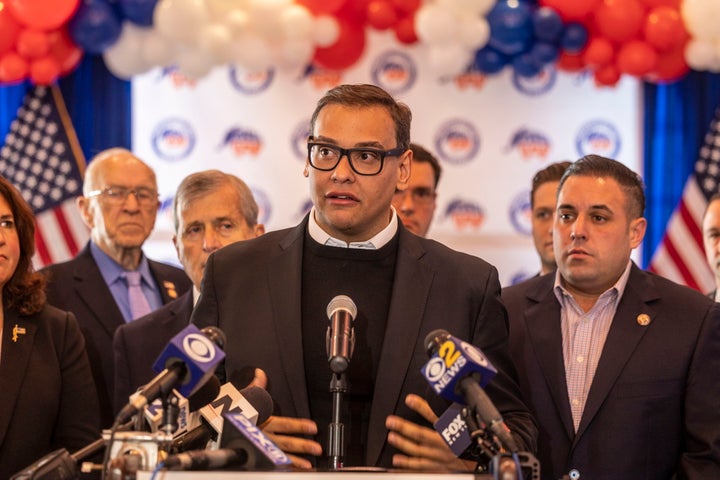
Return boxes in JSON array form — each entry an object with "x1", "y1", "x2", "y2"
[
  {"x1": 644, "y1": 6, "x2": 686, "y2": 53},
  {"x1": 539, "y1": 0, "x2": 602, "y2": 22},
  {"x1": 313, "y1": 16, "x2": 366, "y2": 70},
  {"x1": 47, "y1": 28, "x2": 83, "y2": 75},
  {"x1": 582, "y1": 37, "x2": 615, "y2": 67},
  {"x1": 367, "y1": 1, "x2": 398, "y2": 30},
  {"x1": 594, "y1": 0, "x2": 645, "y2": 44},
  {"x1": 594, "y1": 64, "x2": 621, "y2": 87},
  {"x1": 337, "y1": 0, "x2": 371, "y2": 24},
  {"x1": 557, "y1": 51, "x2": 585, "y2": 72},
  {"x1": 296, "y1": 0, "x2": 347, "y2": 15},
  {"x1": 616, "y1": 40, "x2": 658, "y2": 76},
  {"x1": 639, "y1": 0, "x2": 679, "y2": 7},
  {"x1": 16, "y1": 28, "x2": 50, "y2": 59},
  {"x1": 30, "y1": 55, "x2": 61, "y2": 85},
  {"x1": 0, "y1": 7, "x2": 21, "y2": 56},
  {"x1": 7, "y1": 0, "x2": 80, "y2": 31},
  {"x1": 647, "y1": 46, "x2": 689, "y2": 83},
  {"x1": 394, "y1": 15, "x2": 418, "y2": 44},
  {"x1": 390, "y1": 0, "x2": 420, "y2": 15},
  {"x1": 0, "y1": 52, "x2": 29, "y2": 83}
]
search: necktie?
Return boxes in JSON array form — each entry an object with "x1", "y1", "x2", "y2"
[{"x1": 124, "y1": 271, "x2": 152, "y2": 320}]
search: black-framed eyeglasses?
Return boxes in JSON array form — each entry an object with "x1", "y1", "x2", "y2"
[
  {"x1": 86, "y1": 186, "x2": 159, "y2": 206},
  {"x1": 307, "y1": 141, "x2": 406, "y2": 176}
]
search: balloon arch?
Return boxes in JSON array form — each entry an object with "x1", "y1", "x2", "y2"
[{"x1": 0, "y1": 0, "x2": 717, "y2": 87}]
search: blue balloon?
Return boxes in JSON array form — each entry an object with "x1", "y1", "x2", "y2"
[
  {"x1": 512, "y1": 52, "x2": 542, "y2": 78},
  {"x1": 532, "y1": 7, "x2": 564, "y2": 44},
  {"x1": 68, "y1": 0, "x2": 122, "y2": 54},
  {"x1": 529, "y1": 42, "x2": 559, "y2": 66},
  {"x1": 474, "y1": 46, "x2": 509, "y2": 75},
  {"x1": 119, "y1": 0, "x2": 158, "y2": 27},
  {"x1": 561, "y1": 23, "x2": 589, "y2": 54},
  {"x1": 487, "y1": 0, "x2": 533, "y2": 57}
]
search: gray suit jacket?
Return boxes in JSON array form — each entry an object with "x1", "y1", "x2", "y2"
[
  {"x1": 192, "y1": 216, "x2": 537, "y2": 467},
  {"x1": 42, "y1": 243, "x2": 192, "y2": 426},
  {"x1": 503, "y1": 265, "x2": 720, "y2": 480}
]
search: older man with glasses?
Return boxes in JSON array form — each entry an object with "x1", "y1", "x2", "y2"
[{"x1": 42, "y1": 148, "x2": 191, "y2": 427}]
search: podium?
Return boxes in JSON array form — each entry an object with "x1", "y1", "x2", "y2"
[{"x1": 137, "y1": 471, "x2": 492, "y2": 479}]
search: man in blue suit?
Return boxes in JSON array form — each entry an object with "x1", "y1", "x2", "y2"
[{"x1": 503, "y1": 155, "x2": 720, "y2": 479}]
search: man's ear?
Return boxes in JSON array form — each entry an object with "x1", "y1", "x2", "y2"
[
  {"x1": 396, "y1": 148, "x2": 412, "y2": 190},
  {"x1": 629, "y1": 217, "x2": 647, "y2": 249},
  {"x1": 76, "y1": 196, "x2": 94, "y2": 229}
]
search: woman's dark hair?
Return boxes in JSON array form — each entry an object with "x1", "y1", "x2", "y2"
[{"x1": 0, "y1": 175, "x2": 46, "y2": 315}]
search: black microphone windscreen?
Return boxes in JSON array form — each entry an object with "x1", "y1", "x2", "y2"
[
  {"x1": 237, "y1": 386, "x2": 274, "y2": 425},
  {"x1": 424, "y1": 329, "x2": 451, "y2": 356},
  {"x1": 188, "y1": 376, "x2": 221, "y2": 412},
  {"x1": 200, "y1": 326, "x2": 226, "y2": 350}
]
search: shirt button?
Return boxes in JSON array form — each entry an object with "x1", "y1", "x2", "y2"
[
  {"x1": 571, "y1": 398, "x2": 580, "y2": 406},
  {"x1": 576, "y1": 355, "x2": 584, "y2": 363}
]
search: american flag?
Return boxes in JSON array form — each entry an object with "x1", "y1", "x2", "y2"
[
  {"x1": 648, "y1": 106, "x2": 720, "y2": 293},
  {"x1": 0, "y1": 85, "x2": 89, "y2": 268}
]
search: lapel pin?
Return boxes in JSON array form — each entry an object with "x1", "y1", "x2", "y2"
[
  {"x1": 12, "y1": 324, "x2": 26, "y2": 342},
  {"x1": 164, "y1": 281, "x2": 178, "y2": 299},
  {"x1": 636, "y1": 314, "x2": 651, "y2": 327}
]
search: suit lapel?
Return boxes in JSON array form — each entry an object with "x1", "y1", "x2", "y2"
[
  {"x1": 0, "y1": 311, "x2": 37, "y2": 448},
  {"x1": 523, "y1": 278, "x2": 575, "y2": 440},
  {"x1": 366, "y1": 230, "x2": 433, "y2": 465},
  {"x1": 149, "y1": 260, "x2": 182, "y2": 303},
  {"x1": 267, "y1": 222, "x2": 309, "y2": 418},
  {"x1": 574, "y1": 265, "x2": 658, "y2": 441},
  {"x1": 73, "y1": 246, "x2": 124, "y2": 337}
]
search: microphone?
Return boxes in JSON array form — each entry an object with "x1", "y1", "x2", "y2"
[
  {"x1": 422, "y1": 329, "x2": 518, "y2": 453},
  {"x1": 115, "y1": 324, "x2": 226, "y2": 424},
  {"x1": 142, "y1": 376, "x2": 221, "y2": 434},
  {"x1": 325, "y1": 295, "x2": 357, "y2": 374},
  {"x1": 171, "y1": 385, "x2": 274, "y2": 453},
  {"x1": 164, "y1": 410, "x2": 291, "y2": 471}
]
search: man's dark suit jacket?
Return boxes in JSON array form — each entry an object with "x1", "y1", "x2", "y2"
[
  {"x1": 42, "y1": 243, "x2": 192, "y2": 426},
  {"x1": 0, "y1": 305, "x2": 100, "y2": 479},
  {"x1": 192, "y1": 216, "x2": 538, "y2": 467},
  {"x1": 502, "y1": 265, "x2": 720, "y2": 480},
  {"x1": 113, "y1": 291, "x2": 193, "y2": 412}
]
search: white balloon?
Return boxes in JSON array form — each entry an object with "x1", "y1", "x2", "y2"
[
  {"x1": 198, "y1": 23, "x2": 233, "y2": 61},
  {"x1": 415, "y1": 5, "x2": 457, "y2": 46},
  {"x1": 229, "y1": 33, "x2": 273, "y2": 72},
  {"x1": 273, "y1": 38, "x2": 314, "y2": 70},
  {"x1": 103, "y1": 23, "x2": 153, "y2": 80},
  {"x1": 206, "y1": 0, "x2": 252, "y2": 19},
  {"x1": 224, "y1": 9, "x2": 251, "y2": 37},
  {"x1": 681, "y1": 0, "x2": 720, "y2": 40},
  {"x1": 154, "y1": 0, "x2": 209, "y2": 43},
  {"x1": 176, "y1": 47, "x2": 216, "y2": 79},
  {"x1": 281, "y1": 5, "x2": 314, "y2": 40},
  {"x1": 427, "y1": 44, "x2": 472, "y2": 77},
  {"x1": 313, "y1": 16, "x2": 340, "y2": 47},
  {"x1": 458, "y1": 16, "x2": 490, "y2": 50},
  {"x1": 142, "y1": 30, "x2": 178, "y2": 66},
  {"x1": 685, "y1": 38, "x2": 717, "y2": 71}
]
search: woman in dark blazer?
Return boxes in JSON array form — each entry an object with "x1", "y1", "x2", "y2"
[{"x1": 0, "y1": 175, "x2": 100, "y2": 479}]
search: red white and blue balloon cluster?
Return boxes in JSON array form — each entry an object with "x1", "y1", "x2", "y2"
[{"x1": 0, "y1": 0, "x2": 716, "y2": 87}]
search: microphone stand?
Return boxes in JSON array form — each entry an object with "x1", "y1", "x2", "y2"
[{"x1": 327, "y1": 371, "x2": 348, "y2": 470}]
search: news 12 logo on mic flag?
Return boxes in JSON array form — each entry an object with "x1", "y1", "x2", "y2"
[
  {"x1": 649, "y1": 105, "x2": 720, "y2": 293},
  {"x1": 0, "y1": 85, "x2": 88, "y2": 268}
]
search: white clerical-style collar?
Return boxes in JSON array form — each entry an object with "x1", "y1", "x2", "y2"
[{"x1": 307, "y1": 206, "x2": 399, "y2": 249}]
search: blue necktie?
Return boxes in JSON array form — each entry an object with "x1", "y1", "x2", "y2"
[{"x1": 124, "y1": 271, "x2": 152, "y2": 320}]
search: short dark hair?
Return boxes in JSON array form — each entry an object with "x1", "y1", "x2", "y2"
[
  {"x1": 0, "y1": 175, "x2": 46, "y2": 315},
  {"x1": 410, "y1": 143, "x2": 442, "y2": 188},
  {"x1": 173, "y1": 170, "x2": 259, "y2": 233},
  {"x1": 559, "y1": 154, "x2": 645, "y2": 219},
  {"x1": 531, "y1": 161, "x2": 571, "y2": 208},
  {"x1": 309, "y1": 84, "x2": 412, "y2": 151}
]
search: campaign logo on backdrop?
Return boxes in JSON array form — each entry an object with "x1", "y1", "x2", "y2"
[
  {"x1": 251, "y1": 187, "x2": 272, "y2": 224},
  {"x1": 444, "y1": 198, "x2": 485, "y2": 230},
  {"x1": 151, "y1": 118, "x2": 196, "y2": 161},
  {"x1": 505, "y1": 128, "x2": 551, "y2": 160},
  {"x1": 229, "y1": 66, "x2": 275, "y2": 94},
  {"x1": 450, "y1": 64, "x2": 487, "y2": 91},
  {"x1": 509, "y1": 190, "x2": 532, "y2": 236},
  {"x1": 298, "y1": 64, "x2": 343, "y2": 91},
  {"x1": 434, "y1": 119, "x2": 480, "y2": 165},
  {"x1": 297, "y1": 198, "x2": 313, "y2": 221},
  {"x1": 575, "y1": 120, "x2": 621, "y2": 158},
  {"x1": 371, "y1": 50, "x2": 416, "y2": 95},
  {"x1": 292, "y1": 119, "x2": 311, "y2": 161},
  {"x1": 512, "y1": 65, "x2": 557, "y2": 97},
  {"x1": 219, "y1": 127, "x2": 263, "y2": 157},
  {"x1": 158, "y1": 66, "x2": 197, "y2": 89}
]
